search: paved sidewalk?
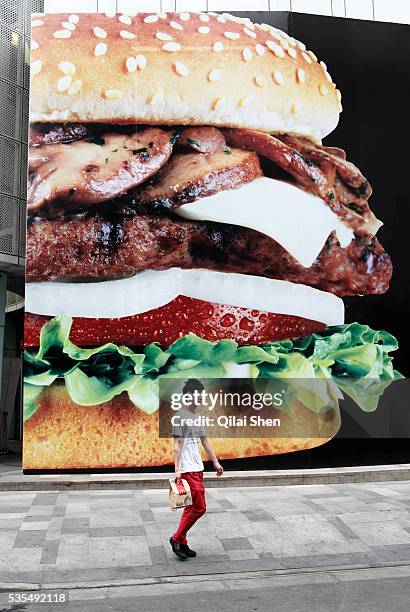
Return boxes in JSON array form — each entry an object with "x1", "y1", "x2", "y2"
[{"x1": 2, "y1": 480, "x2": 410, "y2": 589}]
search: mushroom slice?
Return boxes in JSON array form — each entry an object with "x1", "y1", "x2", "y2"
[{"x1": 28, "y1": 128, "x2": 173, "y2": 213}]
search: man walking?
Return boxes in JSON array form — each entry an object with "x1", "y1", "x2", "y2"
[{"x1": 170, "y1": 379, "x2": 223, "y2": 560}]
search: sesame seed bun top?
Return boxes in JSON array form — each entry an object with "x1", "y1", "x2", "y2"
[{"x1": 29, "y1": 11, "x2": 342, "y2": 141}]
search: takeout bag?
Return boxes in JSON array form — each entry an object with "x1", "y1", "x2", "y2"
[{"x1": 169, "y1": 478, "x2": 193, "y2": 511}]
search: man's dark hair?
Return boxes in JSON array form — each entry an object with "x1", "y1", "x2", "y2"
[{"x1": 182, "y1": 378, "x2": 205, "y2": 396}]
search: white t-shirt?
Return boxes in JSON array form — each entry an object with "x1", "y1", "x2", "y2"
[{"x1": 172, "y1": 409, "x2": 205, "y2": 473}]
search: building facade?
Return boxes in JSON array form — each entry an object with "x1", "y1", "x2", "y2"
[{"x1": 0, "y1": 0, "x2": 409, "y2": 453}]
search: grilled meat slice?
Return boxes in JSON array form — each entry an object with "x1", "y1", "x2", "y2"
[
  {"x1": 223, "y1": 128, "x2": 382, "y2": 237},
  {"x1": 178, "y1": 126, "x2": 226, "y2": 154},
  {"x1": 132, "y1": 148, "x2": 262, "y2": 211},
  {"x1": 28, "y1": 128, "x2": 173, "y2": 213},
  {"x1": 29, "y1": 123, "x2": 90, "y2": 147}
]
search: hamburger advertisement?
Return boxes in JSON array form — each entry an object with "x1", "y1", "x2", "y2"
[{"x1": 23, "y1": 11, "x2": 403, "y2": 471}]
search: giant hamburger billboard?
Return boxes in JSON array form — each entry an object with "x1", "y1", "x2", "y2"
[{"x1": 23, "y1": 11, "x2": 402, "y2": 470}]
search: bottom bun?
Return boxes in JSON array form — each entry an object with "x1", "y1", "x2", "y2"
[{"x1": 23, "y1": 383, "x2": 340, "y2": 470}]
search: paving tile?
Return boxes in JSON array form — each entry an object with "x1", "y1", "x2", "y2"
[
  {"x1": 149, "y1": 545, "x2": 167, "y2": 564},
  {"x1": 20, "y1": 521, "x2": 50, "y2": 531},
  {"x1": 13, "y1": 529, "x2": 46, "y2": 548},
  {"x1": 241, "y1": 509, "x2": 275, "y2": 522},
  {"x1": 227, "y1": 549, "x2": 259, "y2": 560},
  {"x1": 88, "y1": 536, "x2": 151, "y2": 568},
  {"x1": 40, "y1": 540, "x2": 59, "y2": 564},
  {"x1": 140, "y1": 509, "x2": 155, "y2": 522},
  {"x1": 89, "y1": 525, "x2": 145, "y2": 537},
  {"x1": 56, "y1": 534, "x2": 89, "y2": 569},
  {"x1": 220, "y1": 537, "x2": 253, "y2": 551},
  {"x1": 61, "y1": 517, "x2": 90, "y2": 534},
  {"x1": 53, "y1": 506, "x2": 66, "y2": 517},
  {"x1": 0, "y1": 506, "x2": 30, "y2": 513},
  {"x1": 31, "y1": 494, "x2": 59, "y2": 506}
]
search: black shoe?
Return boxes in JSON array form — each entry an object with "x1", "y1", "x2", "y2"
[
  {"x1": 181, "y1": 544, "x2": 197, "y2": 557},
  {"x1": 169, "y1": 537, "x2": 187, "y2": 560}
]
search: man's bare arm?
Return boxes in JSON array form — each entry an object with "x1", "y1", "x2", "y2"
[
  {"x1": 174, "y1": 437, "x2": 183, "y2": 480},
  {"x1": 200, "y1": 436, "x2": 224, "y2": 476}
]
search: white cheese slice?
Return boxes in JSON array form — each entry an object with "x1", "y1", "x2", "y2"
[
  {"x1": 26, "y1": 269, "x2": 344, "y2": 326},
  {"x1": 175, "y1": 177, "x2": 354, "y2": 268}
]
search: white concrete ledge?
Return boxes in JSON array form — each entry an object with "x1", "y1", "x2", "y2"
[{"x1": 1, "y1": 464, "x2": 410, "y2": 490}]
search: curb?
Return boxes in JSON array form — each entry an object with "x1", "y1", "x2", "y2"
[
  {"x1": 1, "y1": 464, "x2": 410, "y2": 490},
  {"x1": 1, "y1": 560, "x2": 410, "y2": 592}
]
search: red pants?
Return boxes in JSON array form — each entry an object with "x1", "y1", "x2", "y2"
[{"x1": 173, "y1": 471, "x2": 206, "y2": 545}]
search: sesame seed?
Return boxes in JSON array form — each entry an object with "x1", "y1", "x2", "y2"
[
  {"x1": 208, "y1": 69, "x2": 221, "y2": 82},
  {"x1": 266, "y1": 41, "x2": 285, "y2": 58},
  {"x1": 68, "y1": 80, "x2": 82, "y2": 95},
  {"x1": 296, "y1": 68, "x2": 305, "y2": 84},
  {"x1": 144, "y1": 15, "x2": 158, "y2": 23},
  {"x1": 224, "y1": 31, "x2": 240, "y2": 41},
  {"x1": 120, "y1": 30, "x2": 136, "y2": 40},
  {"x1": 308, "y1": 50, "x2": 318, "y2": 62},
  {"x1": 291, "y1": 103, "x2": 302, "y2": 114},
  {"x1": 320, "y1": 61, "x2": 327, "y2": 71},
  {"x1": 68, "y1": 14, "x2": 79, "y2": 24},
  {"x1": 324, "y1": 70, "x2": 333, "y2": 83},
  {"x1": 319, "y1": 84, "x2": 329, "y2": 96},
  {"x1": 58, "y1": 61, "x2": 76, "y2": 76},
  {"x1": 238, "y1": 95, "x2": 253, "y2": 108},
  {"x1": 243, "y1": 27, "x2": 256, "y2": 38},
  {"x1": 217, "y1": 16, "x2": 226, "y2": 23},
  {"x1": 31, "y1": 40, "x2": 39, "y2": 50},
  {"x1": 53, "y1": 30, "x2": 71, "y2": 39},
  {"x1": 270, "y1": 32, "x2": 283, "y2": 42},
  {"x1": 93, "y1": 27, "x2": 107, "y2": 39},
  {"x1": 62, "y1": 21, "x2": 76, "y2": 31},
  {"x1": 302, "y1": 51, "x2": 312, "y2": 64},
  {"x1": 213, "y1": 42, "x2": 224, "y2": 52},
  {"x1": 242, "y1": 48, "x2": 252, "y2": 62},
  {"x1": 30, "y1": 59, "x2": 41, "y2": 76},
  {"x1": 255, "y1": 44, "x2": 265, "y2": 57},
  {"x1": 170, "y1": 21, "x2": 183, "y2": 30},
  {"x1": 212, "y1": 97, "x2": 225, "y2": 111},
  {"x1": 57, "y1": 75, "x2": 72, "y2": 92},
  {"x1": 254, "y1": 75, "x2": 266, "y2": 87},
  {"x1": 198, "y1": 26, "x2": 210, "y2": 34},
  {"x1": 158, "y1": 13, "x2": 167, "y2": 19},
  {"x1": 297, "y1": 41, "x2": 306, "y2": 50},
  {"x1": 336, "y1": 89, "x2": 342, "y2": 102},
  {"x1": 287, "y1": 47, "x2": 297, "y2": 59},
  {"x1": 135, "y1": 55, "x2": 147, "y2": 70},
  {"x1": 174, "y1": 61, "x2": 189, "y2": 76},
  {"x1": 259, "y1": 24, "x2": 270, "y2": 32},
  {"x1": 104, "y1": 89, "x2": 124, "y2": 100},
  {"x1": 105, "y1": 12, "x2": 115, "y2": 18},
  {"x1": 126, "y1": 56, "x2": 138, "y2": 73},
  {"x1": 119, "y1": 15, "x2": 132, "y2": 25},
  {"x1": 31, "y1": 19, "x2": 44, "y2": 27},
  {"x1": 179, "y1": 13, "x2": 190, "y2": 21},
  {"x1": 156, "y1": 31, "x2": 172, "y2": 41},
  {"x1": 273, "y1": 70, "x2": 284, "y2": 85},
  {"x1": 94, "y1": 43, "x2": 107, "y2": 57},
  {"x1": 199, "y1": 14, "x2": 210, "y2": 22},
  {"x1": 162, "y1": 42, "x2": 181, "y2": 52}
]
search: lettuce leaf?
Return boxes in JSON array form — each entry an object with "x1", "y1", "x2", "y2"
[{"x1": 23, "y1": 314, "x2": 403, "y2": 422}]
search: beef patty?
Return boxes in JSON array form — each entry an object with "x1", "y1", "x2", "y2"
[{"x1": 26, "y1": 214, "x2": 391, "y2": 297}]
